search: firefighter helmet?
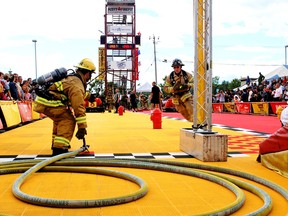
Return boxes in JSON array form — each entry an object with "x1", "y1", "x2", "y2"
[
  {"x1": 171, "y1": 58, "x2": 185, "y2": 67},
  {"x1": 76, "y1": 58, "x2": 96, "y2": 73}
]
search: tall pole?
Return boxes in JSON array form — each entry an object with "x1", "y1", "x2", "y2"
[
  {"x1": 150, "y1": 35, "x2": 159, "y2": 84},
  {"x1": 32, "y1": 40, "x2": 38, "y2": 79},
  {"x1": 153, "y1": 35, "x2": 157, "y2": 84}
]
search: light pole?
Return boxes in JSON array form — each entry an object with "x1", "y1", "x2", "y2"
[
  {"x1": 285, "y1": 45, "x2": 288, "y2": 65},
  {"x1": 32, "y1": 40, "x2": 38, "y2": 79},
  {"x1": 149, "y1": 35, "x2": 159, "y2": 84}
]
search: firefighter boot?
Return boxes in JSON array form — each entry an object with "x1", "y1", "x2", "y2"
[{"x1": 52, "y1": 148, "x2": 68, "y2": 156}]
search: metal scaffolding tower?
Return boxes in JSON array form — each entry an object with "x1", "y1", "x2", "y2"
[
  {"x1": 193, "y1": 0, "x2": 213, "y2": 131},
  {"x1": 99, "y1": 0, "x2": 140, "y2": 95}
]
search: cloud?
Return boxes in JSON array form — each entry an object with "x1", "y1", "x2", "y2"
[{"x1": 0, "y1": 0, "x2": 287, "y2": 85}]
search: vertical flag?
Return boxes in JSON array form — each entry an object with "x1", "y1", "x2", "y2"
[{"x1": 98, "y1": 47, "x2": 106, "y2": 81}]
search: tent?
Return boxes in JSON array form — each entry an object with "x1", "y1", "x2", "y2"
[
  {"x1": 136, "y1": 82, "x2": 152, "y2": 92},
  {"x1": 264, "y1": 65, "x2": 288, "y2": 81}
]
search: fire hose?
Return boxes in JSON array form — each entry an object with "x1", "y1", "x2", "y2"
[{"x1": 0, "y1": 146, "x2": 287, "y2": 216}]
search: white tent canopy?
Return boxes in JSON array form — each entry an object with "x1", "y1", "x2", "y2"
[
  {"x1": 136, "y1": 82, "x2": 152, "y2": 92},
  {"x1": 264, "y1": 65, "x2": 288, "y2": 81}
]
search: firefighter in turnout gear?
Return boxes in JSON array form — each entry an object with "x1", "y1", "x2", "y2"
[
  {"x1": 164, "y1": 58, "x2": 194, "y2": 122},
  {"x1": 33, "y1": 58, "x2": 96, "y2": 156}
]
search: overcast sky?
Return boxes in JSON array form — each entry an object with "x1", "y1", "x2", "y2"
[{"x1": 1, "y1": 0, "x2": 288, "y2": 85}]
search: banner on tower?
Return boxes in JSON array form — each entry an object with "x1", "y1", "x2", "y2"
[
  {"x1": 98, "y1": 47, "x2": 106, "y2": 81},
  {"x1": 107, "y1": 6, "x2": 134, "y2": 15}
]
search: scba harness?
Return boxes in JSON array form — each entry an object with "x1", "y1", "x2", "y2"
[
  {"x1": 170, "y1": 70, "x2": 190, "y2": 96},
  {"x1": 35, "y1": 68, "x2": 80, "y2": 102},
  {"x1": 169, "y1": 69, "x2": 189, "y2": 86}
]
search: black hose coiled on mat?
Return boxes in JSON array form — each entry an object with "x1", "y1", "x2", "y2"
[{"x1": 0, "y1": 147, "x2": 287, "y2": 216}]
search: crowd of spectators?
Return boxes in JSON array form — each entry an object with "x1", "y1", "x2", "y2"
[
  {"x1": 0, "y1": 72, "x2": 36, "y2": 101},
  {"x1": 214, "y1": 75, "x2": 288, "y2": 103}
]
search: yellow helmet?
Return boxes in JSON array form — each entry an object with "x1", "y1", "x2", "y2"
[{"x1": 76, "y1": 58, "x2": 96, "y2": 73}]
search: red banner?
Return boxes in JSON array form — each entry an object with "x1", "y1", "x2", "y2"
[
  {"x1": 132, "y1": 48, "x2": 139, "y2": 80},
  {"x1": 235, "y1": 102, "x2": 251, "y2": 114},
  {"x1": 269, "y1": 102, "x2": 288, "y2": 114},
  {"x1": 17, "y1": 102, "x2": 33, "y2": 122},
  {"x1": 212, "y1": 103, "x2": 223, "y2": 113}
]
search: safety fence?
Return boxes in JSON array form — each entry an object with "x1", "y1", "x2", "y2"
[
  {"x1": 212, "y1": 102, "x2": 288, "y2": 115},
  {"x1": 0, "y1": 101, "x2": 43, "y2": 130}
]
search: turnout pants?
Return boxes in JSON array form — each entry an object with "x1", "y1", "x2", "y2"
[
  {"x1": 173, "y1": 96, "x2": 194, "y2": 122},
  {"x1": 43, "y1": 106, "x2": 76, "y2": 149}
]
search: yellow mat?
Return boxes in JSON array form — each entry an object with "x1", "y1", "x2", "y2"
[{"x1": 0, "y1": 112, "x2": 287, "y2": 216}]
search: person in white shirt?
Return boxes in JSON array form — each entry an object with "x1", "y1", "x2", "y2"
[{"x1": 273, "y1": 83, "x2": 283, "y2": 101}]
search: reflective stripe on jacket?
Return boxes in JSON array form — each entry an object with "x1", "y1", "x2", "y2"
[{"x1": 36, "y1": 74, "x2": 88, "y2": 128}]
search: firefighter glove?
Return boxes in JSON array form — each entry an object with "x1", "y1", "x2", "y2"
[
  {"x1": 76, "y1": 128, "x2": 87, "y2": 139},
  {"x1": 173, "y1": 82, "x2": 189, "y2": 93}
]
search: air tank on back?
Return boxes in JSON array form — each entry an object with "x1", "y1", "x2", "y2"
[{"x1": 37, "y1": 67, "x2": 67, "y2": 85}]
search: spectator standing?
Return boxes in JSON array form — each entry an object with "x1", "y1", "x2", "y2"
[
  {"x1": 258, "y1": 72, "x2": 265, "y2": 85},
  {"x1": 150, "y1": 81, "x2": 161, "y2": 109},
  {"x1": 248, "y1": 87, "x2": 253, "y2": 102},
  {"x1": 241, "y1": 88, "x2": 248, "y2": 102},
  {"x1": 0, "y1": 73, "x2": 4, "y2": 100},
  {"x1": 120, "y1": 93, "x2": 128, "y2": 110},
  {"x1": 283, "y1": 85, "x2": 288, "y2": 101},
  {"x1": 16, "y1": 75, "x2": 24, "y2": 101},
  {"x1": 218, "y1": 90, "x2": 225, "y2": 103},
  {"x1": 24, "y1": 87, "x2": 32, "y2": 101},
  {"x1": 246, "y1": 76, "x2": 251, "y2": 86},
  {"x1": 130, "y1": 90, "x2": 138, "y2": 112},
  {"x1": 114, "y1": 88, "x2": 121, "y2": 113},
  {"x1": 9, "y1": 75, "x2": 19, "y2": 100},
  {"x1": 272, "y1": 83, "x2": 283, "y2": 101},
  {"x1": 3, "y1": 74, "x2": 12, "y2": 100}
]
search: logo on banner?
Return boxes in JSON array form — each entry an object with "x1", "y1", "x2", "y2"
[
  {"x1": 108, "y1": 26, "x2": 132, "y2": 34},
  {"x1": 98, "y1": 47, "x2": 106, "y2": 81},
  {"x1": 107, "y1": 6, "x2": 134, "y2": 15},
  {"x1": 117, "y1": 62, "x2": 126, "y2": 69}
]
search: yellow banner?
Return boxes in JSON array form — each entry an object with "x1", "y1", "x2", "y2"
[
  {"x1": 98, "y1": 47, "x2": 106, "y2": 81},
  {"x1": 251, "y1": 102, "x2": 269, "y2": 115},
  {"x1": 0, "y1": 102, "x2": 21, "y2": 127},
  {"x1": 224, "y1": 102, "x2": 235, "y2": 113},
  {"x1": 32, "y1": 102, "x2": 41, "y2": 120}
]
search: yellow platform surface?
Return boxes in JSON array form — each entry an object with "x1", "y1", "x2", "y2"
[{"x1": 0, "y1": 111, "x2": 287, "y2": 216}]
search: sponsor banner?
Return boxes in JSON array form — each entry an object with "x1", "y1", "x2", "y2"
[
  {"x1": 98, "y1": 47, "x2": 106, "y2": 81},
  {"x1": 32, "y1": 102, "x2": 42, "y2": 120},
  {"x1": 110, "y1": 61, "x2": 132, "y2": 70},
  {"x1": 224, "y1": 102, "x2": 235, "y2": 113},
  {"x1": 270, "y1": 102, "x2": 288, "y2": 114},
  {"x1": 251, "y1": 102, "x2": 269, "y2": 115},
  {"x1": 107, "y1": 6, "x2": 134, "y2": 15},
  {"x1": 235, "y1": 102, "x2": 251, "y2": 114},
  {"x1": 107, "y1": 0, "x2": 135, "y2": 3},
  {"x1": 87, "y1": 102, "x2": 97, "y2": 108},
  {"x1": 17, "y1": 102, "x2": 33, "y2": 122},
  {"x1": 0, "y1": 101, "x2": 21, "y2": 128},
  {"x1": 108, "y1": 25, "x2": 132, "y2": 34},
  {"x1": 132, "y1": 48, "x2": 139, "y2": 80},
  {"x1": 212, "y1": 103, "x2": 223, "y2": 113}
]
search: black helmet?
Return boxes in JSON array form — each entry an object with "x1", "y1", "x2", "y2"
[{"x1": 171, "y1": 58, "x2": 185, "y2": 67}]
